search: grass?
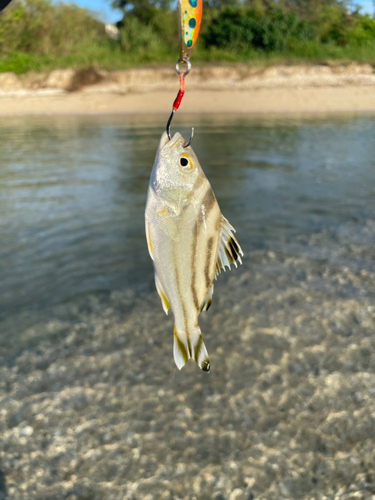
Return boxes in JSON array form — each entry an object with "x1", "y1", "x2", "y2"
[
  {"x1": 0, "y1": 41, "x2": 180, "y2": 75},
  {"x1": 193, "y1": 41, "x2": 375, "y2": 66},
  {"x1": 1, "y1": 40, "x2": 375, "y2": 76}
]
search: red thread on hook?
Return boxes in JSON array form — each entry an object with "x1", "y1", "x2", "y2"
[{"x1": 172, "y1": 73, "x2": 185, "y2": 111}]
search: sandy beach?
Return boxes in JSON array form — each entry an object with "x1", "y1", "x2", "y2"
[
  {"x1": 2, "y1": 86, "x2": 375, "y2": 115},
  {"x1": 1, "y1": 64, "x2": 375, "y2": 115}
]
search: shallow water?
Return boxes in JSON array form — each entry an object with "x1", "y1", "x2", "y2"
[
  {"x1": 1, "y1": 114, "x2": 375, "y2": 353},
  {"x1": 2, "y1": 114, "x2": 375, "y2": 499}
]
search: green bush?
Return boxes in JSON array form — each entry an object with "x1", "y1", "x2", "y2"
[
  {"x1": 203, "y1": 5, "x2": 315, "y2": 52},
  {"x1": 119, "y1": 15, "x2": 162, "y2": 54},
  {"x1": 349, "y1": 14, "x2": 375, "y2": 44},
  {"x1": 203, "y1": 6, "x2": 256, "y2": 50},
  {"x1": 118, "y1": 8, "x2": 178, "y2": 55},
  {"x1": 313, "y1": 4, "x2": 352, "y2": 45},
  {"x1": 0, "y1": 0, "x2": 105, "y2": 57}
]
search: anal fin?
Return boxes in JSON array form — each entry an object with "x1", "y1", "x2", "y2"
[
  {"x1": 173, "y1": 325, "x2": 188, "y2": 369},
  {"x1": 155, "y1": 275, "x2": 170, "y2": 315},
  {"x1": 215, "y1": 215, "x2": 243, "y2": 279},
  {"x1": 200, "y1": 284, "x2": 214, "y2": 313}
]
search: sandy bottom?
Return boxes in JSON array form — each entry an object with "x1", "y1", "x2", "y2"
[
  {"x1": 1, "y1": 227, "x2": 375, "y2": 499},
  {"x1": 2, "y1": 85, "x2": 375, "y2": 116}
]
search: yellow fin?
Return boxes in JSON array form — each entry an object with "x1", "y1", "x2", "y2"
[
  {"x1": 145, "y1": 222, "x2": 153, "y2": 261},
  {"x1": 173, "y1": 325, "x2": 188, "y2": 369},
  {"x1": 155, "y1": 275, "x2": 170, "y2": 315},
  {"x1": 200, "y1": 284, "x2": 214, "y2": 313},
  {"x1": 215, "y1": 216, "x2": 243, "y2": 279},
  {"x1": 173, "y1": 325, "x2": 210, "y2": 372},
  {"x1": 191, "y1": 326, "x2": 210, "y2": 372}
]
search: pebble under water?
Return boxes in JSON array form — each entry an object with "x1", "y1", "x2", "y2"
[{"x1": 0, "y1": 114, "x2": 375, "y2": 499}]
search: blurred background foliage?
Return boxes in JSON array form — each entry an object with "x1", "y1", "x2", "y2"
[{"x1": 0, "y1": 0, "x2": 375, "y2": 73}]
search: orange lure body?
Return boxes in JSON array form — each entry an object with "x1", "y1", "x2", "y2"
[{"x1": 177, "y1": 0, "x2": 202, "y2": 61}]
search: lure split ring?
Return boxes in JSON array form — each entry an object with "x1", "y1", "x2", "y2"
[{"x1": 175, "y1": 58, "x2": 192, "y2": 77}]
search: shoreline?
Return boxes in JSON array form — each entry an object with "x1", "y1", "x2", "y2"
[
  {"x1": 1, "y1": 86, "x2": 375, "y2": 116},
  {"x1": 1, "y1": 63, "x2": 375, "y2": 115}
]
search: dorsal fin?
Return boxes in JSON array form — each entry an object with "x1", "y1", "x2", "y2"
[{"x1": 215, "y1": 216, "x2": 243, "y2": 279}]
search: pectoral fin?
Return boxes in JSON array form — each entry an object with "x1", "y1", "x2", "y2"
[
  {"x1": 215, "y1": 216, "x2": 243, "y2": 278},
  {"x1": 155, "y1": 274, "x2": 170, "y2": 315}
]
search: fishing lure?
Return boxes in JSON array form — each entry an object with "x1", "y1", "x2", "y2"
[{"x1": 177, "y1": 0, "x2": 202, "y2": 63}]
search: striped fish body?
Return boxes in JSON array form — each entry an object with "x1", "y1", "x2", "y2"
[{"x1": 145, "y1": 132, "x2": 243, "y2": 371}]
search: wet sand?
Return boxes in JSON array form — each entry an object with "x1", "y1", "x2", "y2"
[{"x1": 1, "y1": 86, "x2": 375, "y2": 116}]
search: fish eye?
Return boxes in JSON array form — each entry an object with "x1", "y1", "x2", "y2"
[{"x1": 179, "y1": 154, "x2": 192, "y2": 171}]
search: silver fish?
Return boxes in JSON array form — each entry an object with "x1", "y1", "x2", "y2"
[{"x1": 145, "y1": 131, "x2": 243, "y2": 371}]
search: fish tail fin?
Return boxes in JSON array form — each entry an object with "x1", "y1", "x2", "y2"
[
  {"x1": 191, "y1": 327, "x2": 210, "y2": 372},
  {"x1": 173, "y1": 325, "x2": 188, "y2": 370},
  {"x1": 173, "y1": 325, "x2": 210, "y2": 372}
]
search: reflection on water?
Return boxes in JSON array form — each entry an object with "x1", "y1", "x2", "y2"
[{"x1": 1, "y1": 114, "x2": 375, "y2": 352}]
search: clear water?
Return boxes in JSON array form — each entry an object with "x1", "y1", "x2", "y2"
[{"x1": 1, "y1": 114, "x2": 375, "y2": 354}]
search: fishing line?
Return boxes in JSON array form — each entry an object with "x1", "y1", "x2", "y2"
[{"x1": 166, "y1": 0, "x2": 202, "y2": 141}]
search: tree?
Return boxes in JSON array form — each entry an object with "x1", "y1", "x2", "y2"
[
  {"x1": 285, "y1": 0, "x2": 348, "y2": 19},
  {"x1": 112, "y1": 0, "x2": 172, "y2": 14}
]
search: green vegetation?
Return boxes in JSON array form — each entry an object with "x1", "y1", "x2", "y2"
[{"x1": 0, "y1": 0, "x2": 375, "y2": 74}]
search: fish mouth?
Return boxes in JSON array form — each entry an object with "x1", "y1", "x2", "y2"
[
  {"x1": 162, "y1": 132, "x2": 184, "y2": 152},
  {"x1": 158, "y1": 131, "x2": 170, "y2": 150},
  {"x1": 157, "y1": 131, "x2": 183, "y2": 158}
]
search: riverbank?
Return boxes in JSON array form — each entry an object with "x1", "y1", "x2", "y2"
[{"x1": 1, "y1": 63, "x2": 375, "y2": 115}]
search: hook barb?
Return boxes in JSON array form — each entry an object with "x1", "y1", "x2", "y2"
[{"x1": 182, "y1": 127, "x2": 194, "y2": 148}]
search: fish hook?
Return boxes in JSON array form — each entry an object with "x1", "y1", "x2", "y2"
[
  {"x1": 166, "y1": 111, "x2": 194, "y2": 148},
  {"x1": 183, "y1": 127, "x2": 194, "y2": 148}
]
